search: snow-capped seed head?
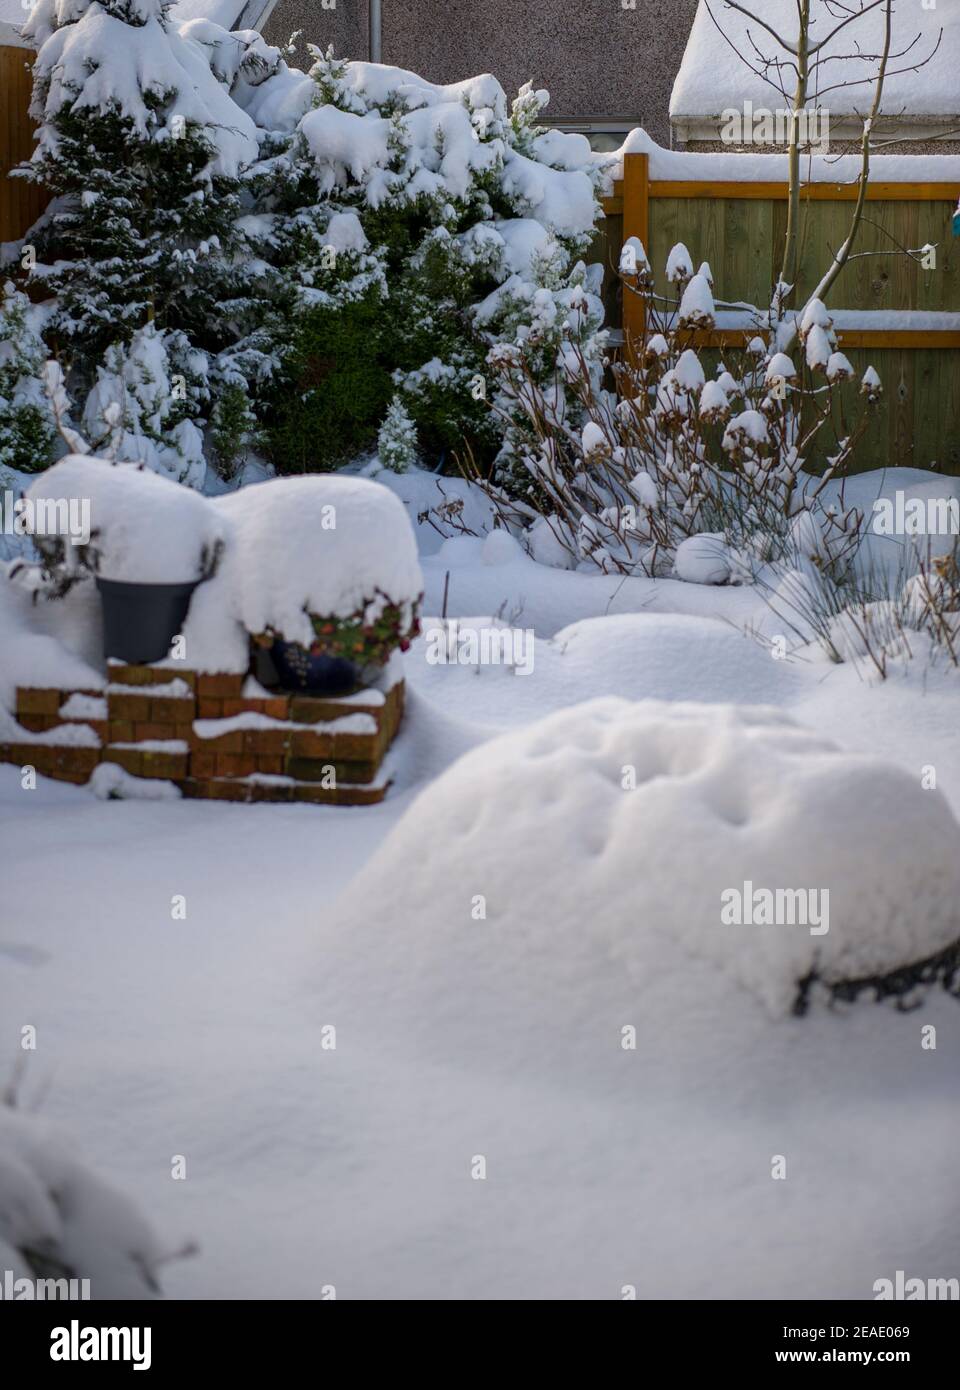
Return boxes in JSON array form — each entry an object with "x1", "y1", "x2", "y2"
[
  {"x1": 716, "y1": 370, "x2": 741, "y2": 397},
  {"x1": 674, "y1": 348, "x2": 706, "y2": 392},
  {"x1": 805, "y1": 324, "x2": 832, "y2": 373},
  {"x1": 826, "y1": 351, "x2": 854, "y2": 383},
  {"x1": 747, "y1": 337, "x2": 766, "y2": 356},
  {"x1": 860, "y1": 365, "x2": 883, "y2": 399},
  {"x1": 677, "y1": 273, "x2": 716, "y2": 330},
  {"x1": 619, "y1": 236, "x2": 651, "y2": 278},
  {"x1": 699, "y1": 378, "x2": 730, "y2": 422},
  {"x1": 800, "y1": 297, "x2": 833, "y2": 337},
  {"x1": 581, "y1": 421, "x2": 610, "y2": 459},
  {"x1": 697, "y1": 261, "x2": 714, "y2": 286},
  {"x1": 644, "y1": 333, "x2": 670, "y2": 360},
  {"x1": 764, "y1": 353, "x2": 796, "y2": 384},
  {"x1": 722, "y1": 409, "x2": 770, "y2": 455},
  {"x1": 665, "y1": 242, "x2": 694, "y2": 285}
]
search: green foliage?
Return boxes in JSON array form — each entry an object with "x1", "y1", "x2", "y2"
[
  {"x1": 264, "y1": 291, "x2": 392, "y2": 473},
  {"x1": 308, "y1": 597, "x2": 421, "y2": 666},
  {"x1": 210, "y1": 381, "x2": 258, "y2": 481}
]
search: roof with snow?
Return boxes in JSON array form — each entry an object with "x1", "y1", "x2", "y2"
[
  {"x1": 170, "y1": 0, "x2": 277, "y2": 31},
  {"x1": 671, "y1": 0, "x2": 960, "y2": 140}
]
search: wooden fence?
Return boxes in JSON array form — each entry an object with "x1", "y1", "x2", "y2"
[
  {"x1": 0, "y1": 44, "x2": 45, "y2": 245},
  {"x1": 596, "y1": 153, "x2": 960, "y2": 474}
]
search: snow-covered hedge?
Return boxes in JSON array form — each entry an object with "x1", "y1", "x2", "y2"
[{"x1": 7, "y1": 1, "x2": 611, "y2": 485}]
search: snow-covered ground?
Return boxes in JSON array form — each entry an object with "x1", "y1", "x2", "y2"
[{"x1": 2, "y1": 467, "x2": 959, "y2": 1299}]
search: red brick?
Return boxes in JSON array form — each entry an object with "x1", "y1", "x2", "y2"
[
  {"x1": 108, "y1": 692, "x2": 152, "y2": 722},
  {"x1": 62, "y1": 718, "x2": 109, "y2": 742},
  {"x1": 16, "y1": 688, "x2": 61, "y2": 716},
  {"x1": 140, "y1": 749, "x2": 189, "y2": 779},
  {"x1": 108, "y1": 664, "x2": 197, "y2": 689},
  {"x1": 102, "y1": 747, "x2": 143, "y2": 776},
  {"x1": 197, "y1": 673, "x2": 245, "y2": 698},
  {"x1": 133, "y1": 722, "x2": 176, "y2": 741},
  {"x1": 260, "y1": 695, "x2": 290, "y2": 720},
  {"x1": 189, "y1": 751, "x2": 217, "y2": 779},
  {"x1": 190, "y1": 730, "x2": 244, "y2": 754},
  {"x1": 288, "y1": 728, "x2": 378, "y2": 762},
  {"x1": 108, "y1": 720, "x2": 135, "y2": 743},
  {"x1": 216, "y1": 754, "x2": 257, "y2": 778},
  {"x1": 221, "y1": 698, "x2": 246, "y2": 717},
  {"x1": 243, "y1": 728, "x2": 288, "y2": 756},
  {"x1": 197, "y1": 698, "x2": 223, "y2": 719},
  {"x1": 256, "y1": 755, "x2": 285, "y2": 775},
  {"x1": 150, "y1": 696, "x2": 195, "y2": 724},
  {"x1": 17, "y1": 714, "x2": 60, "y2": 733}
]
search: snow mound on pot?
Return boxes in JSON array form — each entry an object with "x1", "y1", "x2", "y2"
[
  {"x1": 331, "y1": 699, "x2": 960, "y2": 1021},
  {"x1": 24, "y1": 455, "x2": 227, "y2": 584},
  {"x1": 0, "y1": 1107, "x2": 163, "y2": 1298},
  {"x1": 181, "y1": 475, "x2": 424, "y2": 667}
]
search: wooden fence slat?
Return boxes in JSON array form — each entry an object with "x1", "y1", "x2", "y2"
[{"x1": 621, "y1": 152, "x2": 649, "y2": 361}]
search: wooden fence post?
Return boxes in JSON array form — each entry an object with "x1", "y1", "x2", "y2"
[{"x1": 622, "y1": 151, "x2": 650, "y2": 364}]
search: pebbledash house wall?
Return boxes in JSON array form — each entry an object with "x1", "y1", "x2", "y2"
[{"x1": 263, "y1": 0, "x2": 701, "y2": 148}]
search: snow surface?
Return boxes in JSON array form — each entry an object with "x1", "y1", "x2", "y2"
[
  {"x1": 0, "y1": 1107, "x2": 162, "y2": 1298},
  {"x1": 3, "y1": 464, "x2": 960, "y2": 1299}
]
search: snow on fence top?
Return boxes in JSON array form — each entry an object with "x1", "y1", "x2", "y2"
[
  {"x1": 603, "y1": 129, "x2": 960, "y2": 187},
  {"x1": 671, "y1": 0, "x2": 960, "y2": 126}
]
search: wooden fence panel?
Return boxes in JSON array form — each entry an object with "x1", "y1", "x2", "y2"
[
  {"x1": 0, "y1": 44, "x2": 46, "y2": 246},
  {"x1": 602, "y1": 153, "x2": 960, "y2": 474}
]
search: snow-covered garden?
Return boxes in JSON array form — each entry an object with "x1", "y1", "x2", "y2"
[{"x1": 1, "y1": 0, "x2": 959, "y2": 1303}]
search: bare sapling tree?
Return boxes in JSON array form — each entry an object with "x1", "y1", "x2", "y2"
[{"x1": 704, "y1": 0, "x2": 942, "y2": 344}]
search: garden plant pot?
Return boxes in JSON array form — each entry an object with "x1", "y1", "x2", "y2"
[
  {"x1": 97, "y1": 577, "x2": 201, "y2": 665},
  {"x1": 270, "y1": 638, "x2": 358, "y2": 695}
]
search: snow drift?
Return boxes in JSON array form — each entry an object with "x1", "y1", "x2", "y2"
[{"x1": 329, "y1": 698, "x2": 960, "y2": 1022}]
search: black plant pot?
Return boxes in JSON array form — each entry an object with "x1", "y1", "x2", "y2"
[
  {"x1": 97, "y1": 577, "x2": 201, "y2": 665},
  {"x1": 270, "y1": 638, "x2": 358, "y2": 695}
]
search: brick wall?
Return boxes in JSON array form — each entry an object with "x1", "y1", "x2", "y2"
[{"x1": 1, "y1": 665, "x2": 404, "y2": 805}]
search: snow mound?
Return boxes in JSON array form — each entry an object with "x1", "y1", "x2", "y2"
[
  {"x1": 181, "y1": 475, "x2": 424, "y2": 667},
  {"x1": 0, "y1": 1106, "x2": 163, "y2": 1298},
  {"x1": 24, "y1": 455, "x2": 228, "y2": 584},
  {"x1": 331, "y1": 699, "x2": 960, "y2": 1021}
]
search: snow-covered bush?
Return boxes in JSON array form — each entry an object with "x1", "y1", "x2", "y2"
[
  {"x1": 0, "y1": 1104, "x2": 163, "y2": 1298},
  {"x1": 19, "y1": 0, "x2": 259, "y2": 362},
  {"x1": 237, "y1": 47, "x2": 606, "y2": 473},
  {"x1": 477, "y1": 242, "x2": 878, "y2": 579},
  {"x1": 377, "y1": 397, "x2": 418, "y2": 473},
  {"x1": 0, "y1": 283, "x2": 58, "y2": 477},
  {"x1": 80, "y1": 325, "x2": 208, "y2": 487}
]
